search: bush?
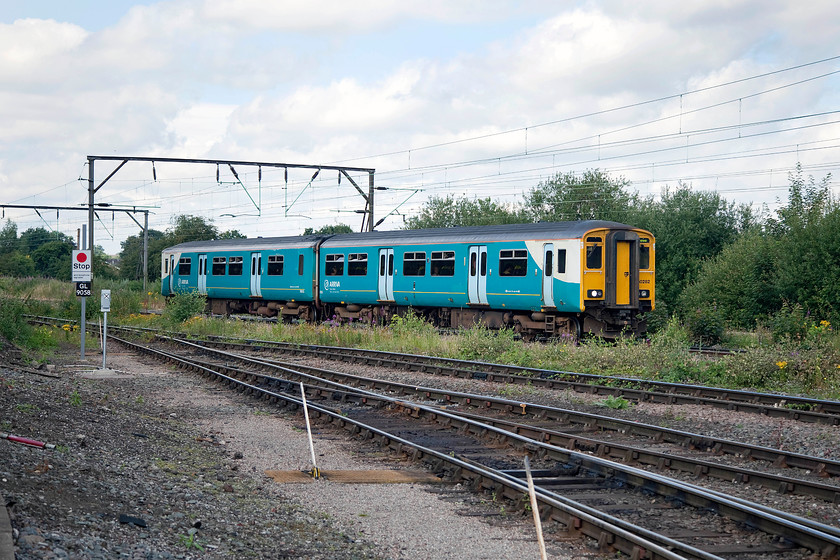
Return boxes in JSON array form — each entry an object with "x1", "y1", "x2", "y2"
[
  {"x1": 684, "y1": 303, "x2": 724, "y2": 346},
  {"x1": 0, "y1": 297, "x2": 31, "y2": 345},
  {"x1": 770, "y1": 302, "x2": 811, "y2": 343},
  {"x1": 641, "y1": 302, "x2": 670, "y2": 335},
  {"x1": 390, "y1": 309, "x2": 436, "y2": 338},
  {"x1": 163, "y1": 291, "x2": 207, "y2": 324}
]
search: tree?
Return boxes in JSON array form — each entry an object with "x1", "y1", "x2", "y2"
[
  {"x1": 404, "y1": 195, "x2": 525, "y2": 229},
  {"x1": 118, "y1": 229, "x2": 165, "y2": 281},
  {"x1": 634, "y1": 185, "x2": 753, "y2": 311},
  {"x1": 19, "y1": 227, "x2": 74, "y2": 256},
  {"x1": 0, "y1": 220, "x2": 18, "y2": 255},
  {"x1": 679, "y1": 231, "x2": 777, "y2": 327},
  {"x1": 768, "y1": 167, "x2": 838, "y2": 321},
  {"x1": 166, "y1": 215, "x2": 219, "y2": 245},
  {"x1": 303, "y1": 224, "x2": 354, "y2": 235},
  {"x1": 522, "y1": 169, "x2": 639, "y2": 223},
  {"x1": 31, "y1": 240, "x2": 74, "y2": 280},
  {"x1": 0, "y1": 252, "x2": 35, "y2": 277},
  {"x1": 218, "y1": 229, "x2": 247, "y2": 239},
  {"x1": 766, "y1": 164, "x2": 831, "y2": 234}
]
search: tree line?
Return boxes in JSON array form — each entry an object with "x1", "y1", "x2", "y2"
[
  {"x1": 403, "y1": 165, "x2": 836, "y2": 330},
  {"x1": 2, "y1": 165, "x2": 833, "y2": 329}
]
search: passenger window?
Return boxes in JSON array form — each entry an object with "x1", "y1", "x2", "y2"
[
  {"x1": 298, "y1": 254, "x2": 304, "y2": 275},
  {"x1": 499, "y1": 249, "x2": 527, "y2": 277},
  {"x1": 470, "y1": 252, "x2": 477, "y2": 276},
  {"x1": 403, "y1": 252, "x2": 426, "y2": 276},
  {"x1": 430, "y1": 251, "x2": 455, "y2": 277},
  {"x1": 212, "y1": 257, "x2": 226, "y2": 276},
  {"x1": 178, "y1": 257, "x2": 191, "y2": 276},
  {"x1": 228, "y1": 256, "x2": 243, "y2": 275},
  {"x1": 480, "y1": 251, "x2": 487, "y2": 276},
  {"x1": 325, "y1": 254, "x2": 344, "y2": 276},
  {"x1": 544, "y1": 250, "x2": 553, "y2": 276},
  {"x1": 348, "y1": 253, "x2": 368, "y2": 276},
  {"x1": 267, "y1": 255, "x2": 284, "y2": 276},
  {"x1": 557, "y1": 249, "x2": 566, "y2": 274}
]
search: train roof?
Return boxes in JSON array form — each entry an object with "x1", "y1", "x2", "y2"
[
  {"x1": 321, "y1": 220, "x2": 647, "y2": 247},
  {"x1": 163, "y1": 235, "x2": 325, "y2": 253},
  {"x1": 162, "y1": 221, "x2": 651, "y2": 253}
]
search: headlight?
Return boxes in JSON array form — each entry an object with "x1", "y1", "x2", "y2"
[
  {"x1": 587, "y1": 289, "x2": 603, "y2": 298},
  {"x1": 639, "y1": 290, "x2": 650, "y2": 298}
]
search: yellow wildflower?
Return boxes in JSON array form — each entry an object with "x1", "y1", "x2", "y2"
[{"x1": 776, "y1": 361, "x2": 788, "y2": 369}]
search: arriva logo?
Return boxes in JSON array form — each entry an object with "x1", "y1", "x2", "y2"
[{"x1": 323, "y1": 279, "x2": 340, "y2": 289}]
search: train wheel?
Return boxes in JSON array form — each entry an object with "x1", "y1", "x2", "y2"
[{"x1": 567, "y1": 316, "x2": 582, "y2": 342}]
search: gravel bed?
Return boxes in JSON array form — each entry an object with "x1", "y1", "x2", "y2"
[{"x1": 1, "y1": 343, "x2": 594, "y2": 560}]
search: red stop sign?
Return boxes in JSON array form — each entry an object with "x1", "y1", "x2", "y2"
[{"x1": 77, "y1": 252, "x2": 88, "y2": 263}]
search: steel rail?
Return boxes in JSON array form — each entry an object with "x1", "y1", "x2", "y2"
[
  {"x1": 167, "y1": 331, "x2": 840, "y2": 424},
  {"x1": 167, "y1": 336, "x2": 840, "y2": 482},
  {"x1": 162, "y1": 347, "x2": 840, "y2": 531},
  {"x1": 116, "y1": 334, "x2": 840, "y2": 557},
  {"x1": 28, "y1": 316, "x2": 840, "y2": 483},
  {"x1": 26, "y1": 316, "x2": 840, "y2": 423}
]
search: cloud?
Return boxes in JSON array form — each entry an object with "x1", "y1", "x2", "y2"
[
  {"x1": 0, "y1": 19, "x2": 88, "y2": 86},
  {"x1": 199, "y1": 0, "x2": 540, "y2": 32},
  {"x1": 165, "y1": 103, "x2": 238, "y2": 155}
]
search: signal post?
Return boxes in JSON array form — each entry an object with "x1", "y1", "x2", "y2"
[{"x1": 72, "y1": 235, "x2": 92, "y2": 359}]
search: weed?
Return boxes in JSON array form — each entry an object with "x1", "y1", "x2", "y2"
[
  {"x1": 69, "y1": 391, "x2": 82, "y2": 407},
  {"x1": 497, "y1": 383, "x2": 532, "y2": 398},
  {"x1": 15, "y1": 403, "x2": 39, "y2": 414},
  {"x1": 178, "y1": 528, "x2": 204, "y2": 551},
  {"x1": 596, "y1": 395, "x2": 633, "y2": 410}
]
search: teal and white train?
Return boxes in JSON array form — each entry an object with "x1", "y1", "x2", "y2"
[{"x1": 162, "y1": 221, "x2": 655, "y2": 339}]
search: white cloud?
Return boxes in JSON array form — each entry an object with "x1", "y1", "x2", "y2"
[
  {"x1": 0, "y1": 19, "x2": 88, "y2": 86},
  {"x1": 165, "y1": 103, "x2": 238, "y2": 155},
  {"x1": 199, "y1": 0, "x2": 540, "y2": 32}
]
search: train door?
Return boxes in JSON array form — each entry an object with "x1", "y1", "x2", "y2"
[
  {"x1": 467, "y1": 245, "x2": 488, "y2": 305},
  {"x1": 197, "y1": 254, "x2": 207, "y2": 295},
  {"x1": 378, "y1": 248, "x2": 394, "y2": 301},
  {"x1": 250, "y1": 252, "x2": 262, "y2": 297},
  {"x1": 542, "y1": 243, "x2": 555, "y2": 308},
  {"x1": 168, "y1": 255, "x2": 175, "y2": 294},
  {"x1": 616, "y1": 241, "x2": 631, "y2": 305}
]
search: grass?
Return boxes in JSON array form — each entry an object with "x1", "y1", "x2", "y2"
[{"x1": 4, "y1": 276, "x2": 840, "y2": 400}]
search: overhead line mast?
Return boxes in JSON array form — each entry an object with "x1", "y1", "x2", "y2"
[{"x1": 85, "y1": 155, "x2": 377, "y2": 274}]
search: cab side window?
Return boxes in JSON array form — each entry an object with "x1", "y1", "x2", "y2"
[{"x1": 585, "y1": 237, "x2": 603, "y2": 269}]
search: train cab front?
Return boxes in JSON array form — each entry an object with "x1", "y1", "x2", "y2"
[{"x1": 581, "y1": 227, "x2": 654, "y2": 337}]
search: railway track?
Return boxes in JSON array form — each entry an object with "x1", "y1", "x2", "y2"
[
  {"x1": 27, "y1": 316, "x2": 840, "y2": 557},
  {"x1": 93, "y1": 330, "x2": 839, "y2": 559},
  {"x1": 31, "y1": 315, "x2": 840, "y2": 424},
  {"x1": 139, "y1": 328, "x2": 840, "y2": 424}
]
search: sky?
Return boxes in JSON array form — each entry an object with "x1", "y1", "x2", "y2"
[{"x1": 1, "y1": 0, "x2": 839, "y2": 255}]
